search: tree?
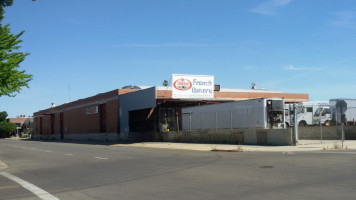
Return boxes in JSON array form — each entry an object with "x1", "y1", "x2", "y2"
[
  {"x1": 0, "y1": 110, "x2": 7, "y2": 121},
  {"x1": 0, "y1": 111, "x2": 16, "y2": 138},
  {"x1": 0, "y1": 0, "x2": 32, "y2": 97}
]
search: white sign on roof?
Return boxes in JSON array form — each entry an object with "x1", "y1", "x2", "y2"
[{"x1": 172, "y1": 74, "x2": 214, "y2": 99}]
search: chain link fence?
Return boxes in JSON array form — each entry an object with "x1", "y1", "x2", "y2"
[{"x1": 288, "y1": 103, "x2": 356, "y2": 143}]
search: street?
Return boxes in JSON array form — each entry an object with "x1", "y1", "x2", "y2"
[{"x1": 1, "y1": 139, "x2": 356, "y2": 200}]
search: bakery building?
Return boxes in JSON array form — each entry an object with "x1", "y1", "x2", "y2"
[{"x1": 33, "y1": 81, "x2": 308, "y2": 142}]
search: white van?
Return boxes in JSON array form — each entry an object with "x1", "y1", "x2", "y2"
[{"x1": 285, "y1": 101, "x2": 328, "y2": 126}]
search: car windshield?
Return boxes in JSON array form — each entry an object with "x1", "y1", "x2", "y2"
[
  {"x1": 296, "y1": 106, "x2": 303, "y2": 114},
  {"x1": 314, "y1": 108, "x2": 322, "y2": 117}
]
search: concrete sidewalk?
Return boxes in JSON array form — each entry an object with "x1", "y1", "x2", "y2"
[
  {"x1": 112, "y1": 140, "x2": 356, "y2": 152},
  {"x1": 5, "y1": 138, "x2": 355, "y2": 152}
]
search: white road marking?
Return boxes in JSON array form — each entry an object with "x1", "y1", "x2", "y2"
[
  {"x1": 283, "y1": 152, "x2": 295, "y2": 155},
  {"x1": 0, "y1": 172, "x2": 59, "y2": 200},
  {"x1": 95, "y1": 157, "x2": 108, "y2": 160}
]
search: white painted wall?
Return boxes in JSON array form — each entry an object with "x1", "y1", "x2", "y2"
[{"x1": 119, "y1": 87, "x2": 157, "y2": 134}]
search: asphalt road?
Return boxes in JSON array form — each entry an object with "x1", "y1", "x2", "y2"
[{"x1": 1, "y1": 139, "x2": 356, "y2": 200}]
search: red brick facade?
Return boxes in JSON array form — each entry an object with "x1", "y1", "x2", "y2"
[{"x1": 33, "y1": 89, "x2": 135, "y2": 137}]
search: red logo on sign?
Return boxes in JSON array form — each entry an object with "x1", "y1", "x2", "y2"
[{"x1": 173, "y1": 78, "x2": 192, "y2": 91}]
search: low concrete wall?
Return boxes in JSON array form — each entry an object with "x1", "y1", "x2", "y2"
[
  {"x1": 32, "y1": 133, "x2": 119, "y2": 142},
  {"x1": 267, "y1": 129, "x2": 293, "y2": 145},
  {"x1": 298, "y1": 126, "x2": 356, "y2": 140},
  {"x1": 127, "y1": 132, "x2": 161, "y2": 142},
  {"x1": 32, "y1": 128, "x2": 293, "y2": 145},
  {"x1": 65, "y1": 133, "x2": 119, "y2": 142},
  {"x1": 345, "y1": 127, "x2": 356, "y2": 139},
  {"x1": 31, "y1": 132, "x2": 159, "y2": 142},
  {"x1": 243, "y1": 130, "x2": 257, "y2": 145},
  {"x1": 32, "y1": 134, "x2": 60, "y2": 140},
  {"x1": 162, "y1": 129, "x2": 292, "y2": 145},
  {"x1": 162, "y1": 129, "x2": 245, "y2": 144}
]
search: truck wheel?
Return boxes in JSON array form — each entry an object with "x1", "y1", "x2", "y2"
[{"x1": 299, "y1": 121, "x2": 307, "y2": 126}]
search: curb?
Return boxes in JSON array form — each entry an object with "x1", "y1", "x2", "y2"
[{"x1": 212, "y1": 149, "x2": 244, "y2": 152}]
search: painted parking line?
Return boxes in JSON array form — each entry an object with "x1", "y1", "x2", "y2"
[
  {"x1": 0, "y1": 172, "x2": 59, "y2": 200},
  {"x1": 0, "y1": 185, "x2": 20, "y2": 189}
]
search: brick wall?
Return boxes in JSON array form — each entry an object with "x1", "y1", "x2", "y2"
[
  {"x1": 33, "y1": 89, "x2": 127, "y2": 137},
  {"x1": 106, "y1": 99, "x2": 119, "y2": 133}
]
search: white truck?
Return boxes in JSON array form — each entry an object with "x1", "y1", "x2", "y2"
[
  {"x1": 182, "y1": 98, "x2": 285, "y2": 130},
  {"x1": 285, "y1": 101, "x2": 329, "y2": 126},
  {"x1": 313, "y1": 106, "x2": 331, "y2": 126}
]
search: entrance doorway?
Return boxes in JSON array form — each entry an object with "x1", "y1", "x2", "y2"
[{"x1": 99, "y1": 104, "x2": 107, "y2": 133}]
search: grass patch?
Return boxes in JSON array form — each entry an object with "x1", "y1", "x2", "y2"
[{"x1": 333, "y1": 143, "x2": 342, "y2": 149}]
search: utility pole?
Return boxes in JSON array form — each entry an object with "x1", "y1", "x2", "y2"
[{"x1": 294, "y1": 103, "x2": 298, "y2": 145}]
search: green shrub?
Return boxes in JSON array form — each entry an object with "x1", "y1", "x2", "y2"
[{"x1": 0, "y1": 121, "x2": 16, "y2": 138}]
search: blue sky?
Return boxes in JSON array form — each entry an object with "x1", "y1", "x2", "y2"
[{"x1": 1, "y1": 0, "x2": 356, "y2": 118}]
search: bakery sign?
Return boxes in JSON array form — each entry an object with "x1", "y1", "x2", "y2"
[{"x1": 172, "y1": 74, "x2": 214, "y2": 99}]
